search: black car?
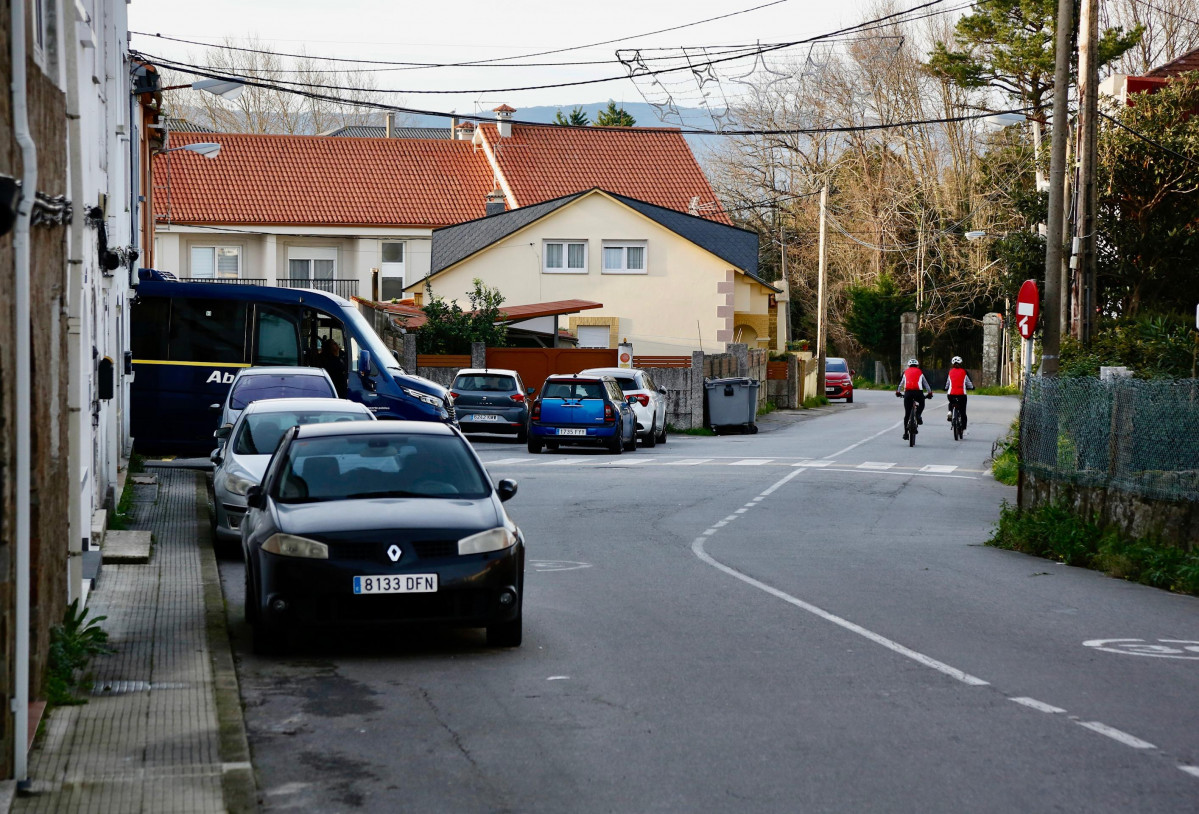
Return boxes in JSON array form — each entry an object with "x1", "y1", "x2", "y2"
[
  {"x1": 450, "y1": 368, "x2": 532, "y2": 442},
  {"x1": 241, "y1": 421, "x2": 525, "y2": 653}
]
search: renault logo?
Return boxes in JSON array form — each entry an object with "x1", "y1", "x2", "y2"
[{"x1": 387, "y1": 545, "x2": 402, "y2": 563}]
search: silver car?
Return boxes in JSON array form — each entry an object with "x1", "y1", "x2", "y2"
[
  {"x1": 210, "y1": 398, "x2": 374, "y2": 544},
  {"x1": 578, "y1": 367, "x2": 668, "y2": 447},
  {"x1": 209, "y1": 366, "x2": 338, "y2": 437}
]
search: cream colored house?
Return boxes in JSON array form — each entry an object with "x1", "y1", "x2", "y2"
[{"x1": 406, "y1": 189, "x2": 778, "y2": 354}]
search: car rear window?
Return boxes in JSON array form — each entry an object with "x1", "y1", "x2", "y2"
[
  {"x1": 826, "y1": 359, "x2": 849, "y2": 373},
  {"x1": 230, "y1": 375, "x2": 335, "y2": 409},
  {"x1": 275, "y1": 433, "x2": 489, "y2": 502},
  {"x1": 542, "y1": 380, "x2": 605, "y2": 399},
  {"x1": 453, "y1": 375, "x2": 517, "y2": 392},
  {"x1": 612, "y1": 377, "x2": 640, "y2": 392},
  {"x1": 233, "y1": 409, "x2": 368, "y2": 456}
]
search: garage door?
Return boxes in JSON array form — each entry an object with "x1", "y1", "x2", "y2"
[{"x1": 577, "y1": 325, "x2": 610, "y2": 348}]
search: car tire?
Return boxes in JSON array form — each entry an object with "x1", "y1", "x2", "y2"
[
  {"x1": 527, "y1": 438, "x2": 542, "y2": 454},
  {"x1": 545, "y1": 441, "x2": 559, "y2": 451},
  {"x1": 486, "y1": 611, "x2": 522, "y2": 648},
  {"x1": 847, "y1": 393, "x2": 854, "y2": 403},
  {"x1": 608, "y1": 432, "x2": 623, "y2": 455},
  {"x1": 516, "y1": 425, "x2": 528, "y2": 444},
  {"x1": 642, "y1": 420, "x2": 657, "y2": 447},
  {"x1": 623, "y1": 433, "x2": 637, "y2": 451},
  {"x1": 657, "y1": 423, "x2": 667, "y2": 444}
]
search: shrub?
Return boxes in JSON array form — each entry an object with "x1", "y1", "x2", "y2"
[{"x1": 46, "y1": 600, "x2": 113, "y2": 707}]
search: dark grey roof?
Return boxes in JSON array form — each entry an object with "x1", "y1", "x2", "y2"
[
  {"x1": 423, "y1": 188, "x2": 768, "y2": 288},
  {"x1": 428, "y1": 193, "x2": 586, "y2": 278},
  {"x1": 321, "y1": 125, "x2": 453, "y2": 139},
  {"x1": 163, "y1": 118, "x2": 216, "y2": 133}
]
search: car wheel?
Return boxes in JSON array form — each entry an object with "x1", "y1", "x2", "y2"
[
  {"x1": 527, "y1": 437, "x2": 542, "y2": 454},
  {"x1": 608, "y1": 432, "x2": 623, "y2": 455},
  {"x1": 243, "y1": 565, "x2": 257, "y2": 625},
  {"x1": 642, "y1": 420, "x2": 657, "y2": 447},
  {"x1": 657, "y1": 423, "x2": 667, "y2": 444},
  {"x1": 516, "y1": 425, "x2": 528, "y2": 444},
  {"x1": 486, "y1": 611, "x2": 522, "y2": 648},
  {"x1": 847, "y1": 393, "x2": 854, "y2": 403},
  {"x1": 545, "y1": 441, "x2": 559, "y2": 451},
  {"x1": 250, "y1": 616, "x2": 286, "y2": 656}
]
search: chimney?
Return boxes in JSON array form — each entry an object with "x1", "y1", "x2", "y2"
[
  {"x1": 455, "y1": 121, "x2": 475, "y2": 141},
  {"x1": 688, "y1": 196, "x2": 700, "y2": 216},
  {"x1": 493, "y1": 104, "x2": 516, "y2": 138},
  {"x1": 485, "y1": 188, "x2": 507, "y2": 216},
  {"x1": 385, "y1": 111, "x2": 396, "y2": 138},
  {"x1": 450, "y1": 115, "x2": 458, "y2": 140}
]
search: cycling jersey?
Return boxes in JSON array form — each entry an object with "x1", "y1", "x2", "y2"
[
  {"x1": 899, "y1": 367, "x2": 930, "y2": 392},
  {"x1": 946, "y1": 368, "x2": 973, "y2": 395}
]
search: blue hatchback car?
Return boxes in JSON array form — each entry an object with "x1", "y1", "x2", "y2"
[{"x1": 527, "y1": 374, "x2": 637, "y2": 455}]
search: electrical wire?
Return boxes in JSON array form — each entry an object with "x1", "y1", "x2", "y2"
[
  {"x1": 1126, "y1": 0, "x2": 1199, "y2": 28},
  {"x1": 1099, "y1": 110, "x2": 1199, "y2": 168}
]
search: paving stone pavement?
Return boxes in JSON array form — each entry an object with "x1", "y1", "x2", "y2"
[{"x1": 12, "y1": 468, "x2": 254, "y2": 814}]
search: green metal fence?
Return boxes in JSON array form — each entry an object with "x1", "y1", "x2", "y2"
[{"x1": 1020, "y1": 377, "x2": 1199, "y2": 502}]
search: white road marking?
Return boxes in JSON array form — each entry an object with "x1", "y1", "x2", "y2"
[
  {"x1": 723, "y1": 515, "x2": 740, "y2": 523},
  {"x1": 664, "y1": 459, "x2": 712, "y2": 466},
  {"x1": 730, "y1": 459, "x2": 772, "y2": 465},
  {"x1": 1011, "y1": 697, "x2": 1066, "y2": 714},
  {"x1": 793, "y1": 460, "x2": 832, "y2": 467},
  {"x1": 857, "y1": 462, "x2": 895, "y2": 470},
  {"x1": 734, "y1": 508, "x2": 748, "y2": 514},
  {"x1": 1179, "y1": 766, "x2": 1199, "y2": 779},
  {"x1": 825, "y1": 422, "x2": 904, "y2": 459},
  {"x1": 922, "y1": 465, "x2": 958, "y2": 473},
  {"x1": 1075, "y1": 721, "x2": 1156, "y2": 750},
  {"x1": 596, "y1": 459, "x2": 650, "y2": 466},
  {"x1": 547, "y1": 676, "x2": 570, "y2": 681},
  {"x1": 541, "y1": 459, "x2": 583, "y2": 465},
  {"x1": 484, "y1": 458, "x2": 529, "y2": 466}
]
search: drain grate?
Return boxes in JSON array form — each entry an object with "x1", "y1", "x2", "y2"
[{"x1": 93, "y1": 680, "x2": 190, "y2": 695}]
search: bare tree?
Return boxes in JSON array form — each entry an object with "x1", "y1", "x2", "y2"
[{"x1": 1105, "y1": 0, "x2": 1199, "y2": 75}]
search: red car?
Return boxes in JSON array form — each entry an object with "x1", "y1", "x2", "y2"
[{"x1": 825, "y1": 357, "x2": 854, "y2": 403}]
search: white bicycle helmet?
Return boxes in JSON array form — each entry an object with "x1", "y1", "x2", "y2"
[
  {"x1": 951, "y1": 356, "x2": 963, "y2": 365},
  {"x1": 907, "y1": 358, "x2": 919, "y2": 366}
]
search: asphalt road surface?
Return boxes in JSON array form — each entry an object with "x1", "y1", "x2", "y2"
[{"x1": 217, "y1": 390, "x2": 1199, "y2": 813}]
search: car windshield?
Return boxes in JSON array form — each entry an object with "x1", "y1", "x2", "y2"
[
  {"x1": 275, "y1": 433, "x2": 490, "y2": 502},
  {"x1": 233, "y1": 410, "x2": 367, "y2": 456},
  {"x1": 454, "y1": 375, "x2": 517, "y2": 392},
  {"x1": 230, "y1": 376, "x2": 335, "y2": 410},
  {"x1": 542, "y1": 381, "x2": 605, "y2": 399},
  {"x1": 826, "y1": 360, "x2": 849, "y2": 373}
]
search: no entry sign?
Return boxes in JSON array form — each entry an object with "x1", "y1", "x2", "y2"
[{"x1": 1016, "y1": 280, "x2": 1040, "y2": 340}]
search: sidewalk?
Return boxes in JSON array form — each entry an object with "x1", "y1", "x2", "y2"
[{"x1": 11, "y1": 468, "x2": 255, "y2": 813}]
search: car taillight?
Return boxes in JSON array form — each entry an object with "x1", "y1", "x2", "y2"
[
  {"x1": 449, "y1": 392, "x2": 459, "y2": 401},
  {"x1": 510, "y1": 392, "x2": 525, "y2": 403},
  {"x1": 531, "y1": 401, "x2": 541, "y2": 420},
  {"x1": 630, "y1": 394, "x2": 649, "y2": 407},
  {"x1": 604, "y1": 403, "x2": 615, "y2": 422}
]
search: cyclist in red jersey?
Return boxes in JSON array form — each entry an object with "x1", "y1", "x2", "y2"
[
  {"x1": 896, "y1": 358, "x2": 933, "y2": 440},
  {"x1": 945, "y1": 356, "x2": 974, "y2": 434}
]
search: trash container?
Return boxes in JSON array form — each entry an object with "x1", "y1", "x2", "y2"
[{"x1": 704, "y1": 377, "x2": 760, "y2": 434}]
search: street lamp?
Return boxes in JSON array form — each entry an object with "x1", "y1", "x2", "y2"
[
  {"x1": 157, "y1": 78, "x2": 245, "y2": 101},
  {"x1": 158, "y1": 142, "x2": 223, "y2": 228}
]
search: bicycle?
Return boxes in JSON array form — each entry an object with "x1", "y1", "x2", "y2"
[
  {"x1": 950, "y1": 402, "x2": 964, "y2": 441},
  {"x1": 897, "y1": 392, "x2": 931, "y2": 447}
]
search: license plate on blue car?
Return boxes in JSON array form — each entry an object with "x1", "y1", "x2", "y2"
[
  {"x1": 557, "y1": 428, "x2": 586, "y2": 436},
  {"x1": 353, "y1": 574, "x2": 438, "y2": 594}
]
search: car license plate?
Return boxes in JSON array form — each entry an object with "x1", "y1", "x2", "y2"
[
  {"x1": 557, "y1": 428, "x2": 586, "y2": 436},
  {"x1": 825, "y1": 387, "x2": 836, "y2": 393},
  {"x1": 353, "y1": 574, "x2": 438, "y2": 594},
  {"x1": 468, "y1": 414, "x2": 501, "y2": 422}
]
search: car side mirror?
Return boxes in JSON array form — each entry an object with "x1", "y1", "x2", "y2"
[
  {"x1": 210, "y1": 450, "x2": 223, "y2": 467},
  {"x1": 208, "y1": 403, "x2": 221, "y2": 414},
  {"x1": 658, "y1": 388, "x2": 666, "y2": 394},
  {"x1": 358, "y1": 349, "x2": 373, "y2": 377},
  {"x1": 496, "y1": 478, "x2": 518, "y2": 502},
  {"x1": 246, "y1": 485, "x2": 265, "y2": 510},
  {"x1": 851, "y1": 369, "x2": 857, "y2": 376},
  {"x1": 214, "y1": 424, "x2": 233, "y2": 440}
]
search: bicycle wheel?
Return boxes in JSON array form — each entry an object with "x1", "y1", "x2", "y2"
[
  {"x1": 908, "y1": 416, "x2": 917, "y2": 447},
  {"x1": 953, "y1": 411, "x2": 963, "y2": 441}
]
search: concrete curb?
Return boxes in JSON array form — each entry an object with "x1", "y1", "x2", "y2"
[{"x1": 193, "y1": 474, "x2": 258, "y2": 814}]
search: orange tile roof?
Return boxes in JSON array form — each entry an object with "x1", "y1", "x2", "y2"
[
  {"x1": 152, "y1": 132, "x2": 495, "y2": 227},
  {"x1": 476, "y1": 123, "x2": 731, "y2": 224},
  {"x1": 1146, "y1": 46, "x2": 1199, "y2": 78}
]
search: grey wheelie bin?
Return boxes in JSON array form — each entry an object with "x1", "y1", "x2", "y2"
[{"x1": 704, "y1": 377, "x2": 760, "y2": 434}]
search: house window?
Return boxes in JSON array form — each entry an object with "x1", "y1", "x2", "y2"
[
  {"x1": 544, "y1": 240, "x2": 588, "y2": 274},
  {"x1": 287, "y1": 247, "x2": 337, "y2": 282},
  {"x1": 601, "y1": 241, "x2": 647, "y2": 274},
  {"x1": 381, "y1": 241, "x2": 406, "y2": 299},
  {"x1": 190, "y1": 246, "x2": 242, "y2": 279}
]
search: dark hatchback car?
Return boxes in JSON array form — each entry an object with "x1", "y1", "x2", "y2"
[
  {"x1": 526, "y1": 374, "x2": 637, "y2": 454},
  {"x1": 450, "y1": 368, "x2": 532, "y2": 442},
  {"x1": 241, "y1": 421, "x2": 525, "y2": 653},
  {"x1": 825, "y1": 357, "x2": 855, "y2": 403}
]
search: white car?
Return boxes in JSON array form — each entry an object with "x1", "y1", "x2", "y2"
[
  {"x1": 209, "y1": 398, "x2": 374, "y2": 544},
  {"x1": 578, "y1": 367, "x2": 668, "y2": 447}
]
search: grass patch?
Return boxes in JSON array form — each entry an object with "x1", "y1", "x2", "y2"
[
  {"x1": 990, "y1": 419, "x2": 1019, "y2": 485},
  {"x1": 45, "y1": 599, "x2": 113, "y2": 707},
  {"x1": 801, "y1": 395, "x2": 830, "y2": 409},
  {"x1": 988, "y1": 500, "x2": 1199, "y2": 596},
  {"x1": 973, "y1": 384, "x2": 1020, "y2": 396},
  {"x1": 756, "y1": 401, "x2": 777, "y2": 417},
  {"x1": 107, "y1": 474, "x2": 137, "y2": 531},
  {"x1": 667, "y1": 424, "x2": 716, "y2": 436},
  {"x1": 852, "y1": 377, "x2": 894, "y2": 391}
]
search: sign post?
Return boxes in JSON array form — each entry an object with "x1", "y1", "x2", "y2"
[{"x1": 1017, "y1": 280, "x2": 1041, "y2": 387}]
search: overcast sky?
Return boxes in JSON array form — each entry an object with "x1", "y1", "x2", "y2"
[{"x1": 127, "y1": 0, "x2": 871, "y2": 117}]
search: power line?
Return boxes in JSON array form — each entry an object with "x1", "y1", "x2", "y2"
[
  {"x1": 129, "y1": 0, "x2": 797, "y2": 70},
  {"x1": 1099, "y1": 110, "x2": 1199, "y2": 168},
  {"x1": 1127, "y1": 0, "x2": 1199, "y2": 28}
]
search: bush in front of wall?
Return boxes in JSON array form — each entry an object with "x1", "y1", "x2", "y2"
[{"x1": 46, "y1": 599, "x2": 114, "y2": 707}]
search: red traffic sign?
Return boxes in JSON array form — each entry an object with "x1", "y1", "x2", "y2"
[{"x1": 1016, "y1": 280, "x2": 1040, "y2": 340}]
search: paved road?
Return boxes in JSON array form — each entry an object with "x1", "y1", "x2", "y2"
[{"x1": 218, "y1": 390, "x2": 1199, "y2": 812}]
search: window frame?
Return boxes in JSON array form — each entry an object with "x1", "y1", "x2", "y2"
[
  {"x1": 190, "y1": 245, "x2": 243, "y2": 280},
  {"x1": 543, "y1": 240, "x2": 589, "y2": 274},
  {"x1": 287, "y1": 246, "x2": 339, "y2": 282},
  {"x1": 601, "y1": 240, "x2": 648, "y2": 275}
]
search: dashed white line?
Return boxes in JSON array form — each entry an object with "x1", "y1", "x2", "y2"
[
  {"x1": 1179, "y1": 766, "x2": 1199, "y2": 779},
  {"x1": 541, "y1": 459, "x2": 583, "y2": 466},
  {"x1": 730, "y1": 459, "x2": 772, "y2": 466},
  {"x1": 484, "y1": 458, "x2": 529, "y2": 466},
  {"x1": 921, "y1": 464, "x2": 958, "y2": 473},
  {"x1": 1011, "y1": 697, "x2": 1066, "y2": 714},
  {"x1": 857, "y1": 461, "x2": 895, "y2": 470},
  {"x1": 664, "y1": 459, "x2": 711, "y2": 466},
  {"x1": 793, "y1": 460, "x2": 832, "y2": 467},
  {"x1": 1075, "y1": 721, "x2": 1156, "y2": 750}
]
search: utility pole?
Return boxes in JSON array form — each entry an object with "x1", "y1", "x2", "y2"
[
  {"x1": 1075, "y1": 0, "x2": 1099, "y2": 345},
  {"x1": 1043, "y1": 0, "x2": 1074, "y2": 377},
  {"x1": 816, "y1": 182, "x2": 828, "y2": 395}
]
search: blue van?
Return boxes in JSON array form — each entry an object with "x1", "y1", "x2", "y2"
[{"x1": 130, "y1": 270, "x2": 454, "y2": 453}]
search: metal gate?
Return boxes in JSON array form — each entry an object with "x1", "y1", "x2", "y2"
[{"x1": 484, "y1": 347, "x2": 619, "y2": 392}]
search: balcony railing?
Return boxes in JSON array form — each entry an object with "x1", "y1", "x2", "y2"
[
  {"x1": 276, "y1": 278, "x2": 359, "y2": 299},
  {"x1": 178, "y1": 276, "x2": 269, "y2": 285}
]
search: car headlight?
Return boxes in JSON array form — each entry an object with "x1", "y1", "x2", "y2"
[
  {"x1": 402, "y1": 387, "x2": 444, "y2": 409},
  {"x1": 457, "y1": 527, "x2": 516, "y2": 556},
  {"x1": 224, "y1": 471, "x2": 258, "y2": 497},
  {"x1": 262, "y1": 533, "x2": 328, "y2": 559}
]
